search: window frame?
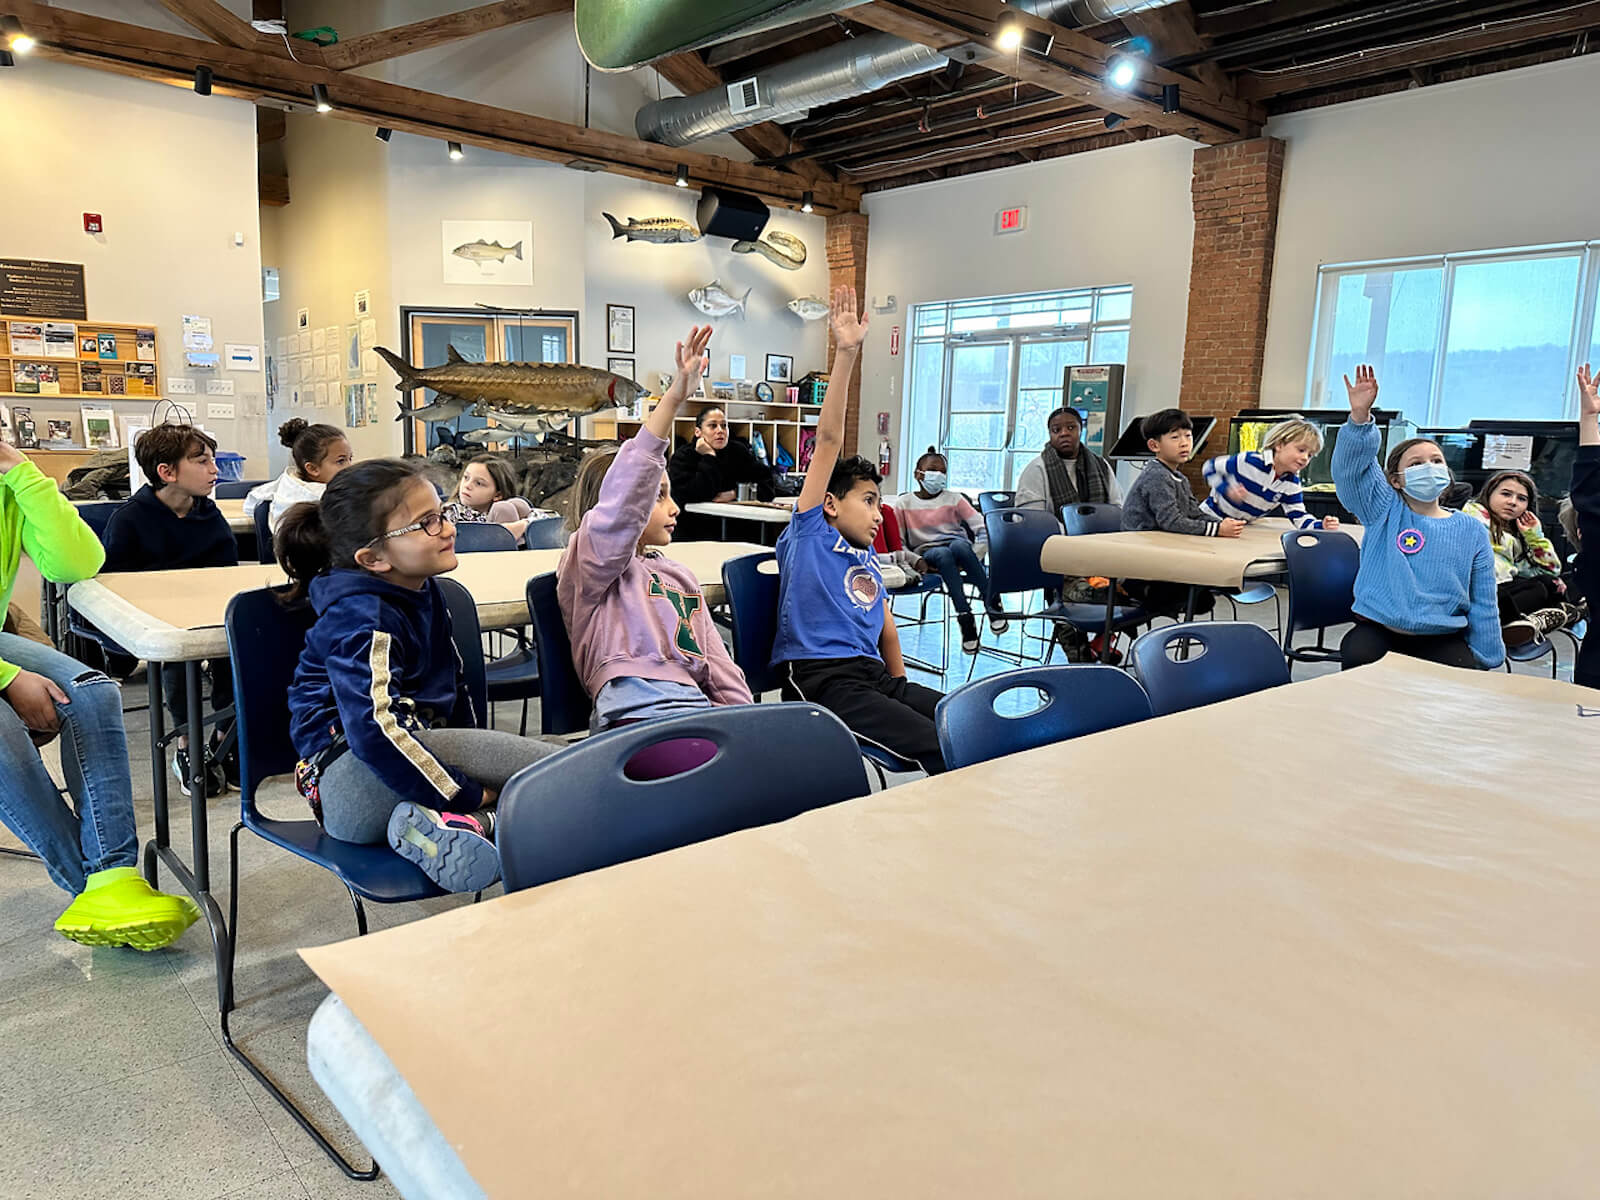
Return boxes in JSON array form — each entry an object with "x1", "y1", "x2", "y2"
[{"x1": 1305, "y1": 241, "x2": 1600, "y2": 425}]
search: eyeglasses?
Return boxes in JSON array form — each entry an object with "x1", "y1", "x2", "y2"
[{"x1": 369, "y1": 510, "x2": 448, "y2": 545}]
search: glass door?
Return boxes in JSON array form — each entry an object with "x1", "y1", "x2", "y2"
[
  {"x1": 1006, "y1": 336, "x2": 1087, "y2": 486},
  {"x1": 941, "y1": 340, "x2": 1014, "y2": 494}
]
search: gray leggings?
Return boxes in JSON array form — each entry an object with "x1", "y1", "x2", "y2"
[{"x1": 320, "y1": 727, "x2": 563, "y2": 844}]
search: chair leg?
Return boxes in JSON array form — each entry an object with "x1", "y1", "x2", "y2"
[
  {"x1": 0, "y1": 844, "x2": 40, "y2": 860},
  {"x1": 220, "y1": 822, "x2": 380, "y2": 1183}
]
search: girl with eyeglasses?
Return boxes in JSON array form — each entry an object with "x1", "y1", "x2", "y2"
[{"x1": 275, "y1": 460, "x2": 561, "y2": 892}]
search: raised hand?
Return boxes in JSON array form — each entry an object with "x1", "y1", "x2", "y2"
[
  {"x1": 1343, "y1": 364, "x2": 1379, "y2": 420},
  {"x1": 1579, "y1": 363, "x2": 1600, "y2": 416},
  {"x1": 673, "y1": 325, "x2": 714, "y2": 388},
  {"x1": 829, "y1": 285, "x2": 869, "y2": 353},
  {"x1": 1322, "y1": 515, "x2": 1341, "y2": 531}
]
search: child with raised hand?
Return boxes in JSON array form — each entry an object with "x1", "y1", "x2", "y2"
[
  {"x1": 245, "y1": 419, "x2": 354, "y2": 534},
  {"x1": 894, "y1": 448, "x2": 1005, "y2": 654},
  {"x1": 278, "y1": 460, "x2": 562, "y2": 893},
  {"x1": 771, "y1": 287, "x2": 947, "y2": 775},
  {"x1": 558, "y1": 325, "x2": 753, "y2": 729},
  {"x1": 1463, "y1": 469, "x2": 1583, "y2": 647},
  {"x1": 443, "y1": 454, "x2": 557, "y2": 546},
  {"x1": 1571, "y1": 363, "x2": 1600, "y2": 690},
  {"x1": 1333, "y1": 364, "x2": 1502, "y2": 671},
  {"x1": 1201, "y1": 417, "x2": 1340, "y2": 532},
  {"x1": 0, "y1": 438, "x2": 199, "y2": 950}
]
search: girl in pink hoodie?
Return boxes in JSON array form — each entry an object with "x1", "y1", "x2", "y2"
[{"x1": 557, "y1": 326, "x2": 753, "y2": 730}]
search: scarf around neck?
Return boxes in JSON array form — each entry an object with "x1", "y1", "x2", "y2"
[{"x1": 1041, "y1": 443, "x2": 1110, "y2": 512}]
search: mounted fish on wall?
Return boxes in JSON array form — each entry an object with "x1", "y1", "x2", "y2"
[
  {"x1": 787, "y1": 296, "x2": 828, "y2": 321},
  {"x1": 603, "y1": 213, "x2": 702, "y2": 243},
  {"x1": 688, "y1": 279, "x2": 752, "y2": 319},
  {"x1": 441, "y1": 219, "x2": 534, "y2": 286},
  {"x1": 733, "y1": 229, "x2": 807, "y2": 270}
]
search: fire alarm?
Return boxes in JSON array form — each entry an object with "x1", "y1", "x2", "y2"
[{"x1": 83, "y1": 213, "x2": 103, "y2": 234}]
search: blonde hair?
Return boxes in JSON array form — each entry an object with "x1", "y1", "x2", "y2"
[
  {"x1": 1261, "y1": 418, "x2": 1324, "y2": 455},
  {"x1": 568, "y1": 448, "x2": 619, "y2": 532}
]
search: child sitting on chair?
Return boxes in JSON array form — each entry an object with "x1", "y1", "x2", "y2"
[
  {"x1": 280, "y1": 460, "x2": 563, "y2": 893},
  {"x1": 1462, "y1": 469, "x2": 1584, "y2": 648},
  {"x1": 1200, "y1": 417, "x2": 1340, "y2": 532},
  {"x1": 557, "y1": 325, "x2": 752, "y2": 730},
  {"x1": 443, "y1": 454, "x2": 557, "y2": 546}
]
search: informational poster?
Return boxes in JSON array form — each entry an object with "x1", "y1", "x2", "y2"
[
  {"x1": 43, "y1": 322, "x2": 76, "y2": 358},
  {"x1": 182, "y1": 314, "x2": 214, "y2": 352},
  {"x1": 7, "y1": 322, "x2": 43, "y2": 356},
  {"x1": 1483, "y1": 434, "x2": 1534, "y2": 472},
  {"x1": 0, "y1": 259, "x2": 88, "y2": 320},
  {"x1": 1064, "y1": 364, "x2": 1125, "y2": 457}
]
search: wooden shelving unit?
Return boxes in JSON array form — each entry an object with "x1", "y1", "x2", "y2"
[
  {"x1": 591, "y1": 397, "x2": 821, "y2": 469},
  {"x1": 2, "y1": 315, "x2": 159, "y2": 406}
]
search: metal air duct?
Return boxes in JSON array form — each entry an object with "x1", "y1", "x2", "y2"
[{"x1": 635, "y1": 0, "x2": 1179, "y2": 148}]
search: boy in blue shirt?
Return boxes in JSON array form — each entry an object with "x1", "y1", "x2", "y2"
[{"x1": 771, "y1": 288, "x2": 945, "y2": 774}]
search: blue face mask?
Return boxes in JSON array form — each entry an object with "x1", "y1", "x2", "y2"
[
  {"x1": 920, "y1": 471, "x2": 947, "y2": 495},
  {"x1": 1400, "y1": 461, "x2": 1450, "y2": 503}
]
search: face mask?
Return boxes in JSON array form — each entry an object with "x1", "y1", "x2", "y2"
[
  {"x1": 1400, "y1": 462, "x2": 1450, "y2": 503},
  {"x1": 920, "y1": 471, "x2": 947, "y2": 495}
]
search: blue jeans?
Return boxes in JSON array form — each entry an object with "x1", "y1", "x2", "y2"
[
  {"x1": 0, "y1": 634, "x2": 140, "y2": 895},
  {"x1": 921, "y1": 540, "x2": 996, "y2": 620}
]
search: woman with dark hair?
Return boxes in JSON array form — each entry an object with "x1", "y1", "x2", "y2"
[{"x1": 667, "y1": 405, "x2": 774, "y2": 538}]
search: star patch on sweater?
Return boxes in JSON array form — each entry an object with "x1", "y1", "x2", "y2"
[{"x1": 1396, "y1": 529, "x2": 1425, "y2": 555}]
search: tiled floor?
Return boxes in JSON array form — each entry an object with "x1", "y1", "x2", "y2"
[{"x1": 0, "y1": 595, "x2": 1580, "y2": 1198}]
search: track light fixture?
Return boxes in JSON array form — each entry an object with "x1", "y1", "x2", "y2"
[
  {"x1": 800, "y1": 191, "x2": 814, "y2": 214},
  {"x1": 1106, "y1": 54, "x2": 1139, "y2": 90},
  {"x1": 193, "y1": 65, "x2": 212, "y2": 96},
  {"x1": 0, "y1": 48, "x2": 13, "y2": 67},
  {"x1": 994, "y1": 18, "x2": 1023, "y2": 52},
  {"x1": 313, "y1": 83, "x2": 332, "y2": 113},
  {"x1": 1103, "y1": 113, "x2": 1126, "y2": 131},
  {"x1": 1161, "y1": 83, "x2": 1180, "y2": 113},
  {"x1": 1, "y1": 15, "x2": 33, "y2": 54},
  {"x1": 375, "y1": 127, "x2": 392, "y2": 142},
  {"x1": 674, "y1": 163, "x2": 689, "y2": 188},
  {"x1": 993, "y1": 14, "x2": 1052, "y2": 57},
  {"x1": 448, "y1": 141, "x2": 464, "y2": 161}
]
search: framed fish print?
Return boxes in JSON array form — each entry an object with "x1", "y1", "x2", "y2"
[
  {"x1": 765, "y1": 353, "x2": 794, "y2": 384},
  {"x1": 440, "y1": 220, "x2": 533, "y2": 287},
  {"x1": 607, "y1": 304, "x2": 635, "y2": 354}
]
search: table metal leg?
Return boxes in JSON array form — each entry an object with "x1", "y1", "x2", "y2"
[
  {"x1": 144, "y1": 666, "x2": 169, "y2": 884},
  {"x1": 1102, "y1": 578, "x2": 1118, "y2": 664}
]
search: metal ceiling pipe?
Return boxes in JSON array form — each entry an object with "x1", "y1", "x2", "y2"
[{"x1": 636, "y1": 0, "x2": 1178, "y2": 147}]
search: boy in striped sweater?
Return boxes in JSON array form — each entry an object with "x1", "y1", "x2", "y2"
[{"x1": 1200, "y1": 418, "x2": 1341, "y2": 532}]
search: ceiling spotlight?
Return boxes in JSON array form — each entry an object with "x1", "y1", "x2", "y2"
[
  {"x1": 1, "y1": 15, "x2": 33, "y2": 54},
  {"x1": 674, "y1": 163, "x2": 689, "y2": 188},
  {"x1": 193, "y1": 65, "x2": 212, "y2": 96},
  {"x1": 1107, "y1": 54, "x2": 1139, "y2": 90},
  {"x1": 800, "y1": 190, "x2": 814, "y2": 214},
  {"x1": 994, "y1": 19, "x2": 1023, "y2": 52},
  {"x1": 1103, "y1": 113, "x2": 1126, "y2": 131},
  {"x1": 1161, "y1": 83, "x2": 1180, "y2": 113},
  {"x1": 312, "y1": 83, "x2": 332, "y2": 113},
  {"x1": 375, "y1": 126, "x2": 392, "y2": 142},
  {"x1": 447, "y1": 141, "x2": 464, "y2": 161}
]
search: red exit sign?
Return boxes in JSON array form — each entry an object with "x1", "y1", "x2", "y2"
[{"x1": 995, "y1": 206, "x2": 1028, "y2": 234}]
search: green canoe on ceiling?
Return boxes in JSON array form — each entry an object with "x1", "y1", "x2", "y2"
[{"x1": 576, "y1": 0, "x2": 865, "y2": 72}]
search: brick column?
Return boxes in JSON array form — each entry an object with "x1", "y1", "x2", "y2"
[
  {"x1": 825, "y1": 211, "x2": 868, "y2": 457},
  {"x1": 1176, "y1": 137, "x2": 1285, "y2": 492}
]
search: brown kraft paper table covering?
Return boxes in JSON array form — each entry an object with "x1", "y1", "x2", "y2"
[
  {"x1": 1040, "y1": 518, "x2": 1365, "y2": 591},
  {"x1": 301, "y1": 656, "x2": 1600, "y2": 1199}
]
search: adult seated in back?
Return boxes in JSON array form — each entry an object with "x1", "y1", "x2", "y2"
[
  {"x1": 1015, "y1": 406, "x2": 1122, "y2": 515},
  {"x1": 0, "y1": 438, "x2": 199, "y2": 949},
  {"x1": 667, "y1": 405, "x2": 773, "y2": 539}
]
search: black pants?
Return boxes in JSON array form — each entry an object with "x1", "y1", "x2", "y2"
[
  {"x1": 781, "y1": 656, "x2": 946, "y2": 775},
  {"x1": 1123, "y1": 580, "x2": 1216, "y2": 619},
  {"x1": 162, "y1": 658, "x2": 234, "y2": 728},
  {"x1": 1496, "y1": 575, "x2": 1562, "y2": 623},
  {"x1": 1339, "y1": 618, "x2": 1482, "y2": 671}
]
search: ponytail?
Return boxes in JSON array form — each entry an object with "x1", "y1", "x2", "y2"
[{"x1": 274, "y1": 458, "x2": 424, "y2": 602}]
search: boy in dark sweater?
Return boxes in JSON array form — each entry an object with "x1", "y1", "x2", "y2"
[
  {"x1": 1121, "y1": 408, "x2": 1245, "y2": 617},
  {"x1": 103, "y1": 425, "x2": 238, "y2": 795}
]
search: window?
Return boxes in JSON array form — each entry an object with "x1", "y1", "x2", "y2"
[
  {"x1": 1308, "y1": 243, "x2": 1600, "y2": 425},
  {"x1": 900, "y1": 286, "x2": 1132, "y2": 493}
]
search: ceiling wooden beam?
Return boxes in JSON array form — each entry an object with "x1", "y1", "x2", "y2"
[
  {"x1": 847, "y1": 0, "x2": 1261, "y2": 143},
  {"x1": 319, "y1": 0, "x2": 569, "y2": 71},
  {"x1": 1118, "y1": 1, "x2": 1232, "y2": 98},
  {"x1": 10, "y1": 1, "x2": 858, "y2": 213},
  {"x1": 1235, "y1": 0, "x2": 1600, "y2": 98},
  {"x1": 157, "y1": 0, "x2": 257, "y2": 47},
  {"x1": 811, "y1": 94, "x2": 1095, "y2": 166},
  {"x1": 1195, "y1": 0, "x2": 1348, "y2": 40},
  {"x1": 259, "y1": 170, "x2": 290, "y2": 206},
  {"x1": 863, "y1": 124, "x2": 1145, "y2": 190},
  {"x1": 703, "y1": 16, "x2": 839, "y2": 68},
  {"x1": 653, "y1": 52, "x2": 832, "y2": 183},
  {"x1": 840, "y1": 107, "x2": 1113, "y2": 180}
]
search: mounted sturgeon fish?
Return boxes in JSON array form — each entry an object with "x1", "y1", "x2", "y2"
[
  {"x1": 687, "y1": 279, "x2": 752, "y2": 319},
  {"x1": 603, "y1": 213, "x2": 702, "y2": 243},
  {"x1": 732, "y1": 229, "x2": 807, "y2": 270},
  {"x1": 375, "y1": 345, "x2": 646, "y2": 425}
]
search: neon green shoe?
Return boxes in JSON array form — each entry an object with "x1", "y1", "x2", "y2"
[{"x1": 54, "y1": 867, "x2": 202, "y2": 951}]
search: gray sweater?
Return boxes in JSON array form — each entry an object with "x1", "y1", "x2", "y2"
[{"x1": 1121, "y1": 460, "x2": 1220, "y2": 537}]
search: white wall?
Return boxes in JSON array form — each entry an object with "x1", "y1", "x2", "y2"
[
  {"x1": 1261, "y1": 56, "x2": 1600, "y2": 409},
  {"x1": 859, "y1": 135, "x2": 1200, "y2": 481},
  {"x1": 1, "y1": 58, "x2": 266, "y2": 469}
]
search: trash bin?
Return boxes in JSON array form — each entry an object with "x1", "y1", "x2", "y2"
[{"x1": 215, "y1": 450, "x2": 246, "y2": 482}]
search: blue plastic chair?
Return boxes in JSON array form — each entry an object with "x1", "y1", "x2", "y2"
[
  {"x1": 1279, "y1": 529, "x2": 1359, "y2": 675},
  {"x1": 1129, "y1": 621, "x2": 1290, "y2": 716},
  {"x1": 1060, "y1": 502, "x2": 1123, "y2": 535},
  {"x1": 523, "y1": 515, "x2": 568, "y2": 550},
  {"x1": 525, "y1": 572, "x2": 592, "y2": 736},
  {"x1": 63, "y1": 502, "x2": 134, "y2": 671},
  {"x1": 720, "y1": 550, "x2": 923, "y2": 782},
  {"x1": 981, "y1": 506, "x2": 1147, "y2": 675},
  {"x1": 253, "y1": 501, "x2": 274, "y2": 565},
  {"x1": 223, "y1": 582, "x2": 492, "y2": 1181},
  {"x1": 453, "y1": 522, "x2": 518, "y2": 553},
  {"x1": 495, "y1": 703, "x2": 869, "y2": 894},
  {"x1": 215, "y1": 480, "x2": 266, "y2": 499},
  {"x1": 935, "y1": 665, "x2": 1152, "y2": 770},
  {"x1": 978, "y1": 490, "x2": 1017, "y2": 516}
]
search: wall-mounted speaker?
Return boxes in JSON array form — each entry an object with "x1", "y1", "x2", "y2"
[{"x1": 696, "y1": 187, "x2": 770, "y2": 242}]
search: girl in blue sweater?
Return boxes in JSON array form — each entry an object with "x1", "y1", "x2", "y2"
[{"x1": 1334, "y1": 365, "x2": 1502, "y2": 671}]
